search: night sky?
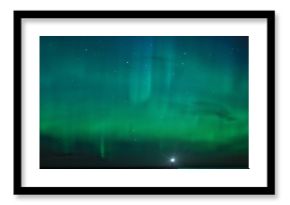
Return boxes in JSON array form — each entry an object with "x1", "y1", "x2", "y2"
[{"x1": 40, "y1": 36, "x2": 248, "y2": 169}]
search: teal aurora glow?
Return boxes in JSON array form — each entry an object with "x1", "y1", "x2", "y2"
[{"x1": 40, "y1": 36, "x2": 248, "y2": 168}]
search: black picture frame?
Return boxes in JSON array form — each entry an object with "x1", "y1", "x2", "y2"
[{"x1": 14, "y1": 10, "x2": 275, "y2": 195}]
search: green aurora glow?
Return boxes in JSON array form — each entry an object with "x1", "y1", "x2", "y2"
[{"x1": 40, "y1": 36, "x2": 248, "y2": 168}]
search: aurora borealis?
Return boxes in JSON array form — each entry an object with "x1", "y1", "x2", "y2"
[{"x1": 40, "y1": 36, "x2": 248, "y2": 169}]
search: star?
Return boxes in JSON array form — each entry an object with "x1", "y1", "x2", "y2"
[
  {"x1": 125, "y1": 61, "x2": 129, "y2": 64},
  {"x1": 84, "y1": 48, "x2": 89, "y2": 52},
  {"x1": 169, "y1": 157, "x2": 176, "y2": 163}
]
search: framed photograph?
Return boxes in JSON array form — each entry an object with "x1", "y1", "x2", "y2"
[{"x1": 14, "y1": 10, "x2": 275, "y2": 195}]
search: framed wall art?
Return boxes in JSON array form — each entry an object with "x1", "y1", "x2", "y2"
[{"x1": 14, "y1": 10, "x2": 275, "y2": 194}]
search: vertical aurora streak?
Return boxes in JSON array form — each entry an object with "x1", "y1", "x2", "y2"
[{"x1": 40, "y1": 36, "x2": 248, "y2": 168}]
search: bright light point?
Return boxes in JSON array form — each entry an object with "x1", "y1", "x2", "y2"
[{"x1": 170, "y1": 157, "x2": 176, "y2": 163}]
